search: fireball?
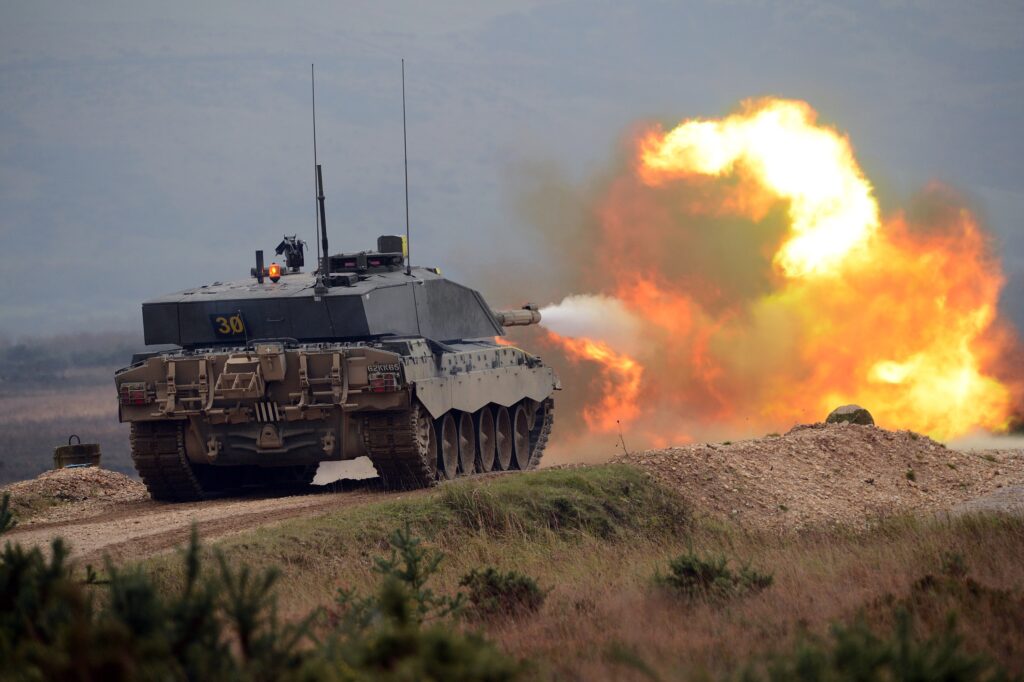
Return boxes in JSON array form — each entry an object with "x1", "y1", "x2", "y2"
[{"x1": 539, "y1": 97, "x2": 1017, "y2": 442}]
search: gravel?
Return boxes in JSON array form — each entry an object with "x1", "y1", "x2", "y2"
[
  {"x1": 2, "y1": 467, "x2": 148, "y2": 524},
  {"x1": 616, "y1": 422, "x2": 1024, "y2": 531}
]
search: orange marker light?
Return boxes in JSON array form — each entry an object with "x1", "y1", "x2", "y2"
[{"x1": 268, "y1": 262, "x2": 282, "y2": 283}]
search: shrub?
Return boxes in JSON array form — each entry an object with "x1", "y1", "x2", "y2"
[
  {"x1": 0, "y1": 500, "x2": 518, "y2": 681},
  {"x1": 755, "y1": 610, "x2": 1007, "y2": 681},
  {"x1": 0, "y1": 524, "x2": 312, "y2": 680},
  {"x1": 325, "y1": 525, "x2": 519, "y2": 681},
  {"x1": 459, "y1": 567, "x2": 547, "y2": 619},
  {"x1": 656, "y1": 551, "x2": 772, "y2": 602},
  {"x1": 0, "y1": 493, "x2": 14, "y2": 533},
  {"x1": 333, "y1": 524, "x2": 463, "y2": 630}
]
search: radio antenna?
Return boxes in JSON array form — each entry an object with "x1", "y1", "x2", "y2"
[
  {"x1": 312, "y1": 66, "x2": 320, "y2": 271},
  {"x1": 402, "y1": 58, "x2": 412, "y2": 276},
  {"x1": 311, "y1": 64, "x2": 329, "y2": 293}
]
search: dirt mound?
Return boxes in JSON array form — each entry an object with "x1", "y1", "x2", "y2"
[
  {"x1": 2, "y1": 467, "x2": 148, "y2": 524},
  {"x1": 617, "y1": 422, "x2": 1024, "y2": 531}
]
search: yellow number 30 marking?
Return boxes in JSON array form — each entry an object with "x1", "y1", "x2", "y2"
[{"x1": 214, "y1": 315, "x2": 245, "y2": 336}]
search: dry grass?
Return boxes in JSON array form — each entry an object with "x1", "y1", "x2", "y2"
[
  {"x1": 497, "y1": 514, "x2": 1024, "y2": 680},
  {"x1": 132, "y1": 466, "x2": 1024, "y2": 680}
]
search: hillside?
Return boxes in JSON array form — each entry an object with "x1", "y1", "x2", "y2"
[{"x1": 3, "y1": 425, "x2": 1024, "y2": 679}]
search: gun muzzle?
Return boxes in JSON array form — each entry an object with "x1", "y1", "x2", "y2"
[{"x1": 493, "y1": 305, "x2": 542, "y2": 327}]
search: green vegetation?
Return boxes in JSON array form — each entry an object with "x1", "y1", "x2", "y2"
[
  {"x1": 333, "y1": 524, "x2": 464, "y2": 628},
  {"x1": 754, "y1": 612, "x2": 1004, "y2": 682},
  {"x1": 0, "y1": 491, "x2": 518, "y2": 681},
  {"x1": 655, "y1": 550, "x2": 773, "y2": 602},
  {"x1": 0, "y1": 492, "x2": 14, "y2": 533},
  {"x1": 144, "y1": 464, "x2": 690, "y2": 598},
  {"x1": 459, "y1": 567, "x2": 547, "y2": 620},
  {"x1": 906, "y1": 468, "x2": 917, "y2": 481},
  {"x1": 4, "y1": 466, "x2": 1024, "y2": 681},
  {"x1": 435, "y1": 464, "x2": 688, "y2": 540}
]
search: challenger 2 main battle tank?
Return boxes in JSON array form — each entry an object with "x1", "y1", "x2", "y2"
[{"x1": 115, "y1": 223, "x2": 559, "y2": 501}]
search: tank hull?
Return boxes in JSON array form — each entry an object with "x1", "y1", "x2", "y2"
[{"x1": 115, "y1": 337, "x2": 558, "y2": 500}]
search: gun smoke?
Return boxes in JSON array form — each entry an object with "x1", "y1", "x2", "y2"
[{"x1": 493, "y1": 98, "x2": 1023, "y2": 461}]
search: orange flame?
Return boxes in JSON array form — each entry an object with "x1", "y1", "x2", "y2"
[
  {"x1": 545, "y1": 97, "x2": 1019, "y2": 442},
  {"x1": 546, "y1": 332, "x2": 643, "y2": 432}
]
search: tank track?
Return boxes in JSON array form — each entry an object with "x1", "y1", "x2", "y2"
[
  {"x1": 526, "y1": 398, "x2": 554, "y2": 469},
  {"x1": 131, "y1": 422, "x2": 318, "y2": 502},
  {"x1": 130, "y1": 421, "x2": 205, "y2": 502},
  {"x1": 363, "y1": 403, "x2": 437, "y2": 491}
]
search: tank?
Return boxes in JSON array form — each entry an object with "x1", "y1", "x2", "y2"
[{"x1": 114, "y1": 231, "x2": 560, "y2": 501}]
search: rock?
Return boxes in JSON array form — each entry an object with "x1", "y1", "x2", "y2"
[{"x1": 826, "y1": 404, "x2": 875, "y2": 426}]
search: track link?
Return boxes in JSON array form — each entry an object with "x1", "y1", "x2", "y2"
[
  {"x1": 526, "y1": 398, "x2": 554, "y2": 469},
  {"x1": 363, "y1": 403, "x2": 437, "y2": 491},
  {"x1": 130, "y1": 421, "x2": 205, "y2": 502}
]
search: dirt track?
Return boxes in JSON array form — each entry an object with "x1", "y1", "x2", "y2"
[
  {"x1": 4, "y1": 486, "x2": 398, "y2": 566},
  {"x1": 7, "y1": 422, "x2": 1024, "y2": 565}
]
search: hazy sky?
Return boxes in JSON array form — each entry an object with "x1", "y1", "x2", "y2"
[{"x1": 1, "y1": 1, "x2": 1022, "y2": 337}]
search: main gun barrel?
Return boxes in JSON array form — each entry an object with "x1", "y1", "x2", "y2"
[{"x1": 493, "y1": 304, "x2": 542, "y2": 327}]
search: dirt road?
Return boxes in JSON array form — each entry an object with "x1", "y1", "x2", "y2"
[
  {"x1": 5, "y1": 486, "x2": 397, "y2": 566},
  {"x1": 7, "y1": 421, "x2": 1024, "y2": 566}
]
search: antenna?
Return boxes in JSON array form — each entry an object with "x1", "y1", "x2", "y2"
[
  {"x1": 312, "y1": 64, "x2": 321, "y2": 278},
  {"x1": 316, "y1": 164, "x2": 328, "y2": 281},
  {"x1": 402, "y1": 58, "x2": 412, "y2": 276},
  {"x1": 311, "y1": 65, "x2": 330, "y2": 293}
]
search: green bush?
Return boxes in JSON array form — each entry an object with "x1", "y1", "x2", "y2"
[
  {"x1": 1, "y1": 524, "x2": 313, "y2": 680},
  {"x1": 333, "y1": 524, "x2": 464, "y2": 630},
  {"x1": 754, "y1": 611, "x2": 1006, "y2": 682},
  {"x1": 0, "y1": 492, "x2": 14, "y2": 533},
  {"x1": 323, "y1": 524, "x2": 519, "y2": 681},
  {"x1": 656, "y1": 550, "x2": 772, "y2": 602},
  {"x1": 0, "y1": 495, "x2": 519, "y2": 681},
  {"x1": 459, "y1": 567, "x2": 547, "y2": 619}
]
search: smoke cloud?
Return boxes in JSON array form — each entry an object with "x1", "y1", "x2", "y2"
[{"x1": 495, "y1": 98, "x2": 1022, "y2": 463}]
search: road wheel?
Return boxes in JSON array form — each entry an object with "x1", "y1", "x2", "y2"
[
  {"x1": 494, "y1": 406, "x2": 513, "y2": 471},
  {"x1": 476, "y1": 407, "x2": 496, "y2": 473},
  {"x1": 457, "y1": 411, "x2": 477, "y2": 475},
  {"x1": 437, "y1": 413, "x2": 459, "y2": 480},
  {"x1": 511, "y1": 404, "x2": 531, "y2": 470}
]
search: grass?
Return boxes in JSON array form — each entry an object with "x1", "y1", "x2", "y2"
[{"x1": 135, "y1": 465, "x2": 1024, "y2": 680}]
